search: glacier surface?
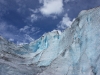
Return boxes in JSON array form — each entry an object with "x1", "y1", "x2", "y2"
[{"x1": 1, "y1": 7, "x2": 100, "y2": 75}]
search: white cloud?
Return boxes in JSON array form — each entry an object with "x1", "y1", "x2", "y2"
[
  {"x1": 30, "y1": 14, "x2": 38, "y2": 23},
  {"x1": 24, "y1": 34, "x2": 34, "y2": 42},
  {"x1": 20, "y1": 25, "x2": 30, "y2": 32},
  {"x1": 52, "y1": 15, "x2": 58, "y2": 19},
  {"x1": 29, "y1": 9, "x2": 39, "y2": 22},
  {"x1": 0, "y1": 22, "x2": 15, "y2": 31},
  {"x1": 57, "y1": 13, "x2": 75, "y2": 30},
  {"x1": 0, "y1": 22, "x2": 19, "y2": 41},
  {"x1": 39, "y1": 0, "x2": 64, "y2": 16},
  {"x1": 31, "y1": 27, "x2": 35, "y2": 32},
  {"x1": 29, "y1": 8, "x2": 39, "y2": 13},
  {"x1": 20, "y1": 25, "x2": 40, "y2": 35},
  {"x1": 26, "y1": 13, "x2": 38, "y2": 23},
  {"x1": 20, "y1": 25, "x2": 31, "y2": 34},
  {"x1": 9, "y1": 38, "x2": 14, "y2": 42},
  {"x1": 0, "y1": 22, "x2": 36, "y2": 44}
]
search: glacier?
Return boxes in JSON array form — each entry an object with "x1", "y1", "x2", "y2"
[{"x1": 1, "y1": 6, "x2": 100, "y2": 75}]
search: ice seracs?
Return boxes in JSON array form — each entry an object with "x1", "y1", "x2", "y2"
[{"x1": 28, "y1": 6, "x2": 100, "y2": 75}]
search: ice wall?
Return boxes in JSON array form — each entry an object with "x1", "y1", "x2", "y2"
[{"x1": 26, "y1": 7, "x2": 100, "y2": 75}]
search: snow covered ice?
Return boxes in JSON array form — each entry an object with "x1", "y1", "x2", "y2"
[{"x1": 1, "y1": 6, "x2": 100, "y2": 75}]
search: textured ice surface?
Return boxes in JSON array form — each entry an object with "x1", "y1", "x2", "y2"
[{"x1": 1, "y1": 7, "x2": 100, "y2": 75}]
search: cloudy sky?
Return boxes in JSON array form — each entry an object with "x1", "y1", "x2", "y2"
[{"x1": 0, "y1": 0, "x2": 100, "y2": 44}]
